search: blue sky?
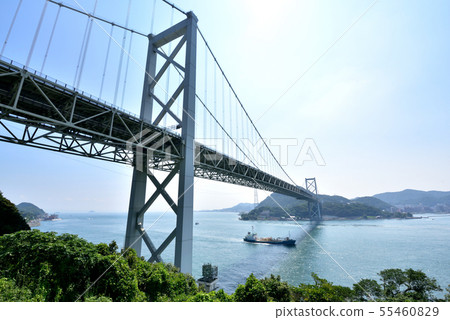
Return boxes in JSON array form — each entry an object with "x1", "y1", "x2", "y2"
[{"x1": 0, "y1": 0, "x2": 449, "y2": 212}]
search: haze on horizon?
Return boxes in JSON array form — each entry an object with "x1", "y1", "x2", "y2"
[{"x1": 0, "y1": 0, "x2": 449, "y2": 213}]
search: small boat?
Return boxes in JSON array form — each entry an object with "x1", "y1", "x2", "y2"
[{"x1": 243, "y1": 227, "x2": 295, "y2": 246}]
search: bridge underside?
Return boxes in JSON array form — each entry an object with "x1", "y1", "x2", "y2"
[{"x1": 0, "y1": 57, "x2": 315, "y2": 201}]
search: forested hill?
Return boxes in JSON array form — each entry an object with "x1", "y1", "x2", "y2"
[
  {"x1": 240, "y1": 193, "x2": 406, "y2": 221},
  {"x1": 257, "y1": 193, "x2": 393, "y2": 210},
  {"x1": 16, "y1": 202, "x2": 49, "y2": 222},
  {"x1": 205, "y1": 203, "x2": 255, "y2": 213},
  {"x1": 374, "y1": 189, "x2": 450, "y2": 206}
]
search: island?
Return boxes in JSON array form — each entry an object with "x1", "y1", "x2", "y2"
[{"x1": 237, "y1": 190, "x2": 450, "y2": 221}]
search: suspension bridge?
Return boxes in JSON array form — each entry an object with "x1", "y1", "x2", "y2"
[{"x1": 0, "y1": 0, "x2": 321, "y2": 274}]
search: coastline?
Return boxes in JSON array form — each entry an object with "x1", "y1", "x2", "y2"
[
  {"x1": 27, "y1": 217, "x2": 61, "y2": 228},
  {"x1": 239, "y1": 214, "x2": 428, "y2": 222}
]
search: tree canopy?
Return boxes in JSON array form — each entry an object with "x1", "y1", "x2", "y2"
[{"x1": 0, "y1": 191, "x2": 30, "y2": 236}]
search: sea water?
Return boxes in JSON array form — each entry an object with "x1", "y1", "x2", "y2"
[{"x1": 34, "y1": 212, "x2": 450, "y2": 296}]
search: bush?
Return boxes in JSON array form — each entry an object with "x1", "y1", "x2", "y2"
[
  {"x1": 0, "y1": 230, "x2": 200, "y2": 302},
  {"x1": 0, "y1": 278, "x2": 40, "y2": 302},
  {"x1": 234, "y1": 274, "x2": 269, "y2": 302},
  {"x1": 260, "y1": 275, "x2": 293, "y2": 302},
  {"x1": 295, "y1": 273, "x2": 353, "y2": 302}
]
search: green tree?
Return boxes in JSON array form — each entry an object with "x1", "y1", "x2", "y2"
[
  {"x1": 210, "y1": 289, "x2": 233, "y2": 302},
  {"x1": 0, "y1": 230, "x2": 147, "y2": 301},
  {"x1": 353, "y1": 279, "x2": 382, "y2": 301},
  {"x1": 0, "y1": 230, "x2": 202, "y2": 302},
  {"x1": 0, "y1": 191, "x2": 30, "y2": 236},
  {"x1": 378, "y1": 268, "x2": 407, "y2": 298},
  {"x1": 0, "y1": 278, "x2": 41, "y2": 302},
  {"x1": 234, "y1": 273, "x2": 269, "y2": 302},
  {"x1": 260, "y1": 275, "x2": 293, "y2": 302},
  {"x1": 402, "y1": 268, "x2": 441, "y2": 301},
  {"x1": 295, "y1": 273, "x2": 353, "y2": 302},
  {"x1": 134, "y1": 260, "x2": 198, "y2": 302},
  {"x1": 378, "y1": 268, "x2": 442, "y2": 301}
]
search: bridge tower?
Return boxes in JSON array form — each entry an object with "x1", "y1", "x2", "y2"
[
  {"x1": 306, "y1": 178, "x2": 321, "y2": 220},
  {"x1": 125, "y1": 12, "x2": 198, "y2": 274}
]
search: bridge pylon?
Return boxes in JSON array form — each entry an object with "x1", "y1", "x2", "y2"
[
  {"x1": 305, "y1": 178, "x2": 322, "y2": 220},
  {"x1": 125, "y1": 12, "x2": 198, "y2": 274}
]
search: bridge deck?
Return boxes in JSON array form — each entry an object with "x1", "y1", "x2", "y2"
[{"x1": 0, "y1": 57, "x2": 315, "y2": 201}]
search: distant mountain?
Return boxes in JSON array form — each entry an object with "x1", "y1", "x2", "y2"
[
  {"x1": 255, "y1": 193, "x2": 392, "y2": 210},
  {"x1": 239, "y1": 192, "x2": 404, "y2": 221},
  {"x1": 318, "y1": 195, "x2": 349, "y2": 204},
  {"x1": 206, "y1": 202, "x2": 255, "y2": 213},
  {"x1": 16, "y1": 202, "x2": 47, "y2": 222},
  {"x1": 352, "y1": 196, "x2": 393, "y2": 210},
  {"x1": 221, "y1": 188, "x2": 450, "y2": 221},
  {"x1": 374, "y1": 189, "x2": 450, "y2": 207},
  {"x1": 257, "y1": 193, "x2": 299, "y2": 208}
]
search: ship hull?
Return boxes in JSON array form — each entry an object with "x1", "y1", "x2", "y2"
[{"x1": 243, "y1": 238, "x2": 296, "y2": 246}]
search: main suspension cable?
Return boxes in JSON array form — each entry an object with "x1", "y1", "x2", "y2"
[
  {"x1": 121, "y1": 32, "x2": 134, "y2": 108},
  {"x1": 76, "y1": 0, "x2": 98, "y2": 89},
  {"x1": 26, "y1": 0, "x2": 48, "y2": 68},
  {"x1": 114, "y1": 0, "x2": 132, "y2": 106},
  {"x1": 99, "y1": 24, "x2": 114, "y2": 99},
  {"x1": 41, "y1": 3, "x2": 61, "y2": 73},
  {"x1": 47, "y1": 0, "x2": 146, "y2": 37}
]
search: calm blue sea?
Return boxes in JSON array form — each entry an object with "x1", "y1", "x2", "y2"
[{"x1": 34, "y1": 212, "x2": 450, "y2": 296}]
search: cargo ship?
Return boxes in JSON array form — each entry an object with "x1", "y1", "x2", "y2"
[{"x1": 243, "y1": 228, "x2": 295, "y2": 246}]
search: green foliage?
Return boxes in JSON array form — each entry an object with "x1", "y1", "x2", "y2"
[
  {"x1": 0, "y1": 191, "x2": 30, "y2": 236},
  {"x1": 16, "y1": 202, "x2": 48, "y2": 222},
  {"x1": 352, "y1": 196, "x2": 393, "y2": 210},
  {"x1": 260, "y1": 275, "x2": 293, "y2": 302},
  {"x1": 379, "y1": 268, "x2": 407, "y2": 298},
  {"x1": 295, "y1": 273, "x2": 353, "y2": 302},
  {"x1": 0, "y1": 278, "x2": 42, "y2": 302},
  {"x1": 0, "y1": 230, "x2": 199, "y2": 302},
  {"x1": 234, "y1": 274, "x2": 269, "y2": 302},
  {"x1": 210, "y1": 289, "x2": 233, "y2": 302},
  {"x1": 134, "y1": 260, "x2": 198, "y2": 302},
  {"x1": 84, "y1": 295, "x2": 113, "y2": 302},
  {"x1": 241, "y1": 192, "x2": 423, "y2": 221},
  {"x1": 0, "y1": 229, "x2": 445, "y2": 302},
  {"x1": 0, "y1": 230, "x2": 105, "y2": 301},
  {"x1": 353, "y1": 279, "x2": 382, "y2": 301},
  {"x1": 91, "y1": 255, "x2": 145, "y2": 302},
  {"x1": 378, "y1": 268, "x2": 442, "y2": 301},
  {"x1": 186, "y1": 292, "x2": 216, "y2": 302},
  {"x1": 322, "y1": 202, "x2": 383, "y2": 217}
]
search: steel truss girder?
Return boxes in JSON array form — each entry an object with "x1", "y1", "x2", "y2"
[
  {"x1": 0, "y1": 56, "x2": 316, "y2": 200},
  {"x1": 194, "y1": 145, "x2": 315, "y2": 200},
  {"x1": 0, "y1": 57, "x2": 183, "y2": 166},
  {"x1": 0, "y1": 119, "x2": 133, "y2": 164}
]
